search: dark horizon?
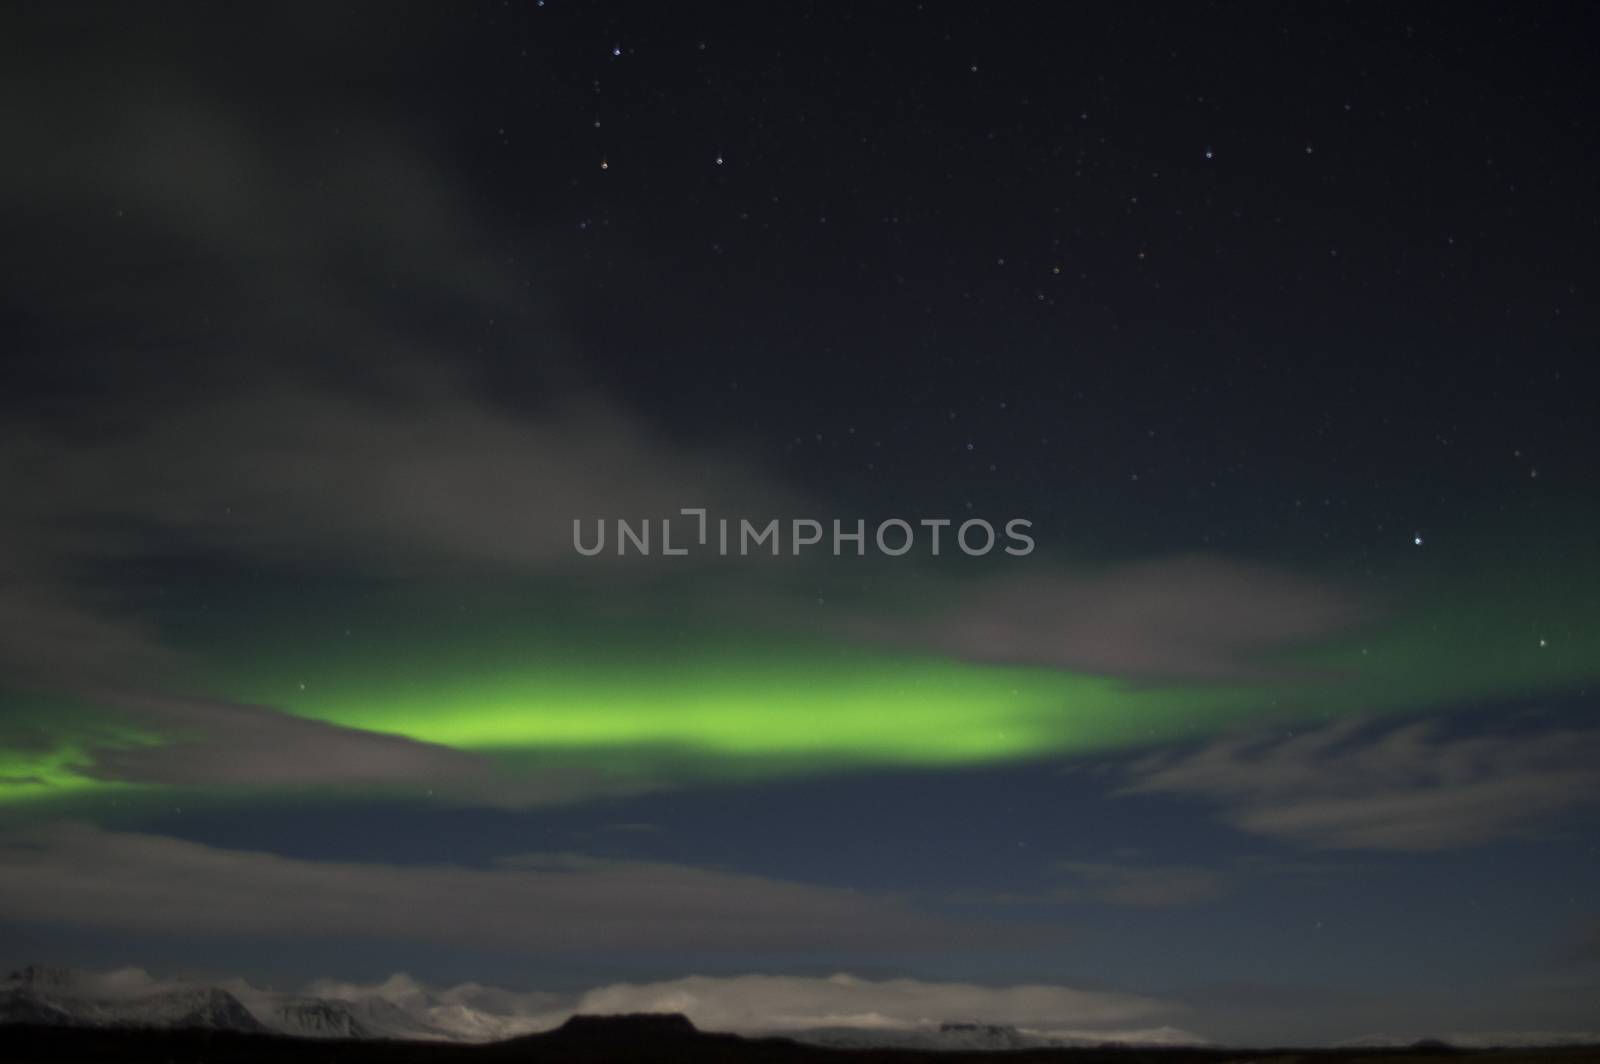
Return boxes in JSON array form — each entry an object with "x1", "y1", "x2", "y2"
[{"x1": 4, "y1": 974, "x2": 1599, "y2": 1055}]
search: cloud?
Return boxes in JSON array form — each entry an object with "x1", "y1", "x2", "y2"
[
  {"x1": 0, "y1": 67, "x2": 782, "y2": 611},
  {"x1": 853, "y1": 557, "x2": 1367, "y2": 681},
  {"x1": 76, "y1": 692, "x2": 487, "y2": 792},
  {"x1": 1049, "y1": 861, "x2": 1228, "y2": 907},
  {"x1": 0, "y1": 542, "x2": 175, "y2": 689},
  {"x1": 0, "y1": 7, "x2": 791, "y2": 806},
  {"x1": 8, "y1": 384, "x2": 772, "y2": 577},
  {"x1": 554, "y1": 972, "x2": 1173, "y2": 1033},
  {"x1": 1120, "y1": 718, "x2": 1600, "y2": 850},
  {"x1": 1, "y1": 689, "x2": 671, "y2": 808},
  {"x1": 0, "y1": 823, "x2": 1052, "y2": 953}
]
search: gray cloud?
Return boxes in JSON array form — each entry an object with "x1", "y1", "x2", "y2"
[
  {"x1": 78, "y1": 692, "x2": 486, "y2": 792},
  {"x1": 0, "y1": 67, "x2": 781, "y2": 589},
  {"x1": 0, "y1": 823, "x2": 1054, "y2": 952},
  {"x1": 1121, "y1": 718, "x2": 1600, "y2": 850},
  {"x1": 853, "y1": 557, "x2": 1368, "y2": 681},
  {"x1": 0, "y1": 542, "x2": 175, "y2": 689},
  {"x1": 560, "y1": 972, "x2": 1176, "y2": 1034},
  {"x1": 2, "y1": 687, "x2": 666, "y2": 808},
  {"x1": 0, "y1": 15, "x2": 791, "y2": 804},
  {"x1": 9, "y1": 384, "x2": 774, "y2": 576}
]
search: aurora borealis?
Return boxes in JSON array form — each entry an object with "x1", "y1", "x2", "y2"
[
  {"x1": 7, "y1": 525, "x2": 1595, "y2": 812},
  {"x1": 3, "y1": 0, "x2": 1599, "y2": 1049}
]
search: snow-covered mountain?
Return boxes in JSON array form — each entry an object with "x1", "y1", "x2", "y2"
[
  {"x1": 0, "y1": 971, "x2": 1207, "y2": 1052},
  {"x1": 0, "y1": 965, "x2": 547, "y2": 1043},
  {"x1": 0, "y1": 966, "x2": 1215, "y2": 1050},
  {"x1": 253, "y1": 996, "x2": 446, "y2": 1041},
  {"x1": 1, "y1": 966, "x2": 265, "y2": 1033},
  {"x1": 11, "y1": 965, "x2": 1594, "y2": 1052}
]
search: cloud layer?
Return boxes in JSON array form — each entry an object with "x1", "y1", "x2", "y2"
[
  {"x1": 559, "y1": 971, "x2": 1171, "y2": 1033},
  {"x1": 0, "y1": 823, "x2": 1047, "y2": 952},
  {"x1": 1121, "y1": 718, "x2": 1600, "y2": 850},
  {"x1": 858, "y1": 557, "x2": 1367, "y2": 681}
]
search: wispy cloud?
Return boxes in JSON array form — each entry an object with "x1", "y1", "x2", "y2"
[
  {"x1": 78, "y1": 692, "x2": 487, "y2": 792},
  {"x1": 1121, "y1": 718, "x2": 1600, "y2": 850},
  {"x1": 851, "y1": 557, "x2": 1367, "y2": 682},
  {"x1": 0, "y1": 824, "x2": 1052, "y2": 952},
  {"x1": 0, "y1": 13, "x2": 789, "y2": 807}
]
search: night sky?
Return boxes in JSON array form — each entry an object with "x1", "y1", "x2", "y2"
[{"x1": 2, "y1": 1, "x2": 1598, "y2": 1047}]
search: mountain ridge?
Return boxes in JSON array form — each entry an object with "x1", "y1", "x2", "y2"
[{"x1": 6, "y1": 965, "x2": 1600, "y2": 1054}]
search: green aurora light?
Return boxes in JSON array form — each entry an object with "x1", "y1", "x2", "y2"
[{"x1": 3, "y1": 539, "x2": 1595, "y2": 811}]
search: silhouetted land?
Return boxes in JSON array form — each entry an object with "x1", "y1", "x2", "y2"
[{"x1": 3, "y1": 1014, "x2": 1599, "y2": 1064}]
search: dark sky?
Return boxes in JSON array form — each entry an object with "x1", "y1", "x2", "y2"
[{"x1": 1, "y1": 1, "x2": 1598, "y2": 1047}]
